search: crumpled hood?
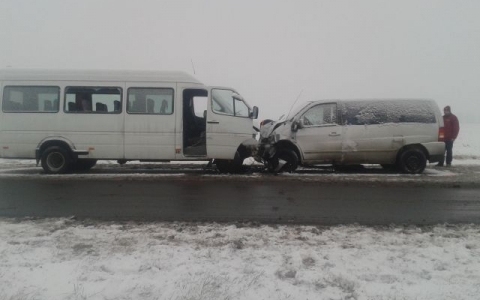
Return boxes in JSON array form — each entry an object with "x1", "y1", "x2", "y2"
[{"x1": 259, "y1": 120, "x2": 290, "y2": 140}]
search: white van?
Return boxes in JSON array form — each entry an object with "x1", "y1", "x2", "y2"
[
  {"x1": 257, "y1": 99, "x2": 445, "y2": 174},
  {"x1": 0, "y1": 69, "x2": 258, "y2": 174}
]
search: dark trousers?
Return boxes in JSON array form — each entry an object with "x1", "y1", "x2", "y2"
[{"x1": 441, "y1": 140, "x2": 454, "y2": 165}]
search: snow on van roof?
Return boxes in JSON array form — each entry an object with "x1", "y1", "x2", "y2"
[
  {"x1": 0, "y1": 69, "x2": 202, "y2": 84},
  {"x1": 310, "y1": 98, "x2": 435, "y2": 103},
  {"x1": 288, "y1": 99, "x2": 438, "y2": 119}
]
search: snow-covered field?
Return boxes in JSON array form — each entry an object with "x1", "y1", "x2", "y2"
[
  {"x1": 454, "y1": 123, "x2": 480, "y2": 159},
  {"x1": 1, "y1": 219, "x2": 479, "y2": 300},
  {"x1": 1, "y1": 123, "x2": 479, "y2": 300}
]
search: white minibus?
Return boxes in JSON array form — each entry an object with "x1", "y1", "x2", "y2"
[{"x1": 0, "y1": 69, "x2": 259, "y2": 174}]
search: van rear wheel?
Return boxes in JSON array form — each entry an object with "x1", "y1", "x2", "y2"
[
  {"x1": 398, "y1": 148, "x2": 426, "y2": 174},
  {"x1": 41, "y1": 146, "x2": 72, "y2": 174}
]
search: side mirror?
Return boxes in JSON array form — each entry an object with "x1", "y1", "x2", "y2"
[
  {"x1": 292, "y1": 119, "x2": 304, "y2": 132},
  {"x1": 250, "y1": 106, "x2": 259, "y2": 119},
  {"x1": 298, "y1": 118, "x2": 305, "y2": 128},
  {"x1": 291, "y1": 121, "x2": 299, "y2": 132}
]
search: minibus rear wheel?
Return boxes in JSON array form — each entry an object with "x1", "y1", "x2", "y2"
[
  {"x1": 74, "y1": 159, "x2": 97, "y2": 171},
  {"x1": 41, "y1": 146, "x2": 73, "y2": 174}
]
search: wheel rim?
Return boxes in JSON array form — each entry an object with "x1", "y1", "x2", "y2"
[
  {"x1": 46, "y1": 152, "x2": 65, "y2": 172},
  {"x1": 405, "y1": 155, "x2": 421, "y2": 172},
  {"x1": 279, "y1": 155, "x2": 292, "y2": 170},
  {"x1": 278, "y1": 152, "x2": 296, "y2": 172}
]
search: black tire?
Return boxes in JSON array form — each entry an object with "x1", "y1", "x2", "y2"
[
  {"x1": 398, "y1": 148, "x2": 427, "y2": 174},
  {"x1": 271, "y1": 149, "x2": 299, "y2": 173},
  {"x1": 215, "y1": 160, "x2": 232, "y2": 173},
  {"x1": 41, "y1": 146, "x2": 72, "y2": 174},
  {"x1": 216, "y1": 151, "x2": 244, "y2": 173},
  {"x1": 73, "y1": 159, "x2": 97, "y2": 171}
]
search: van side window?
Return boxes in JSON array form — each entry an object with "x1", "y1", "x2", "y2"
[
  {"x1": 2, "y1": 86, "x2": 60, "y2": 113},
  {"x1": 302, "y1": 103, "x2": 337, "y2": 126},
  {"x1": 127, "y1": 88, "x2": 174, "y2": 114},
  {"x1": 343, "y1": 100, "x2": 436, "y2": 125},
  {"x1": 65, "y1": 87, "x2": 122, "y2": 113}
]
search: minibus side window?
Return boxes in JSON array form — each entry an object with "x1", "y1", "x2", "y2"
[
  {"x1": 211, "y1": 89, "x2": 250, "y2": 118},
  {"x1": 127, "y1": 88, "x2": 174, "y2": 115},
  {"x1": 64, "y1": 87, "x2": 122, "y2": 114},
  {"x1": 2, "y1": 86, "x2": 60, "y2": 113},
  {"x1": 234, "y1": 99, "x2": 249, "y2": 117}
]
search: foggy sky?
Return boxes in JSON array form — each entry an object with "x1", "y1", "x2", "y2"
[{"x1": 1, "y1": 0, "x2": 479, "y2": 122}]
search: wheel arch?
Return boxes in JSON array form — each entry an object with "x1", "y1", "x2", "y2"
[
  {"x1": 237, "y1": 144, "x2": 249, "y2": 161},
  {"x1": 36, "y1": 137, "x2": 76, "y2": 163},
  {"x1": 237, "y1": 137, "x2": 258, "y2": 160},
  {"x1": 275, "y1": 140, "x2": 303, "y2": 164}
]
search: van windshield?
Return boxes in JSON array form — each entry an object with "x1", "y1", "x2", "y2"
[{"x1": 287, "y1": 101, "x2": 312, "y2": 120}]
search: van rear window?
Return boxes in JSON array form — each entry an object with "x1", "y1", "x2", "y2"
[
  {"x1": 2, "y1": 86, "x2": 60, "y2": 113},
  {"x1": 342, "y1": 100, "x2": 436, "y2": 125}
]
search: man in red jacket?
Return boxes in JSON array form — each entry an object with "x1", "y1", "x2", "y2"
[{"x1": 437, "y1": 106, "x2": 460, "y2": 166}]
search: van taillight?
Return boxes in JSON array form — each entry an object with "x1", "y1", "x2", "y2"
[{"x1": 438, "y1": 127, "x2": 445, "y2": 142}]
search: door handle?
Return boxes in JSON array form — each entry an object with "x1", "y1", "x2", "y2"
[
  {"x1": 207, "y1": 120, "x2": 220, "y2": 124},
  {"x1": 329, "y1": 132, "x2": 340, "y2": 136}
]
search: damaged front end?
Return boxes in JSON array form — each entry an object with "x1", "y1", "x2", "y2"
[{"x1": 255, "y1": 118, "x2": 300, "y2": 172}]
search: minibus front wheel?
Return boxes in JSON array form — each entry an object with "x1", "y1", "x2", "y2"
[
  {"x1": 215, "y1": 151, "x2": 244, "y2": 173},
  {"x1": 41, "y1": 146, "x2": 73, "y2": 174}
]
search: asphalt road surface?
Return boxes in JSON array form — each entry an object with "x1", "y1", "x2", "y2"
[{"x1": 1, "y1": 162, "x2": 480, "y2": 225}]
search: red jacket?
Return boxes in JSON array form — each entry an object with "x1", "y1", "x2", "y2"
[{"x1": 443, "y1": 113, "x2": 460, "y2": 141}]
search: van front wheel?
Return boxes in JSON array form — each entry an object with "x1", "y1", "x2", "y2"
[
  {"x1": 41, "y1": 146, "x2": 72, "y2": 174},
  {"x1": 270, "y1": 149, "x2": 299, "y2": 173},
  {"x1": 398, "y1": 149, "x2": 426, "y2": 174}
]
